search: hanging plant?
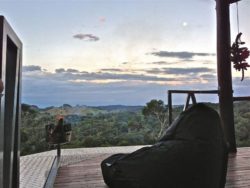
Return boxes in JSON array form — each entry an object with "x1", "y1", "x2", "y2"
[{"x1": 231, "y1": 32, "x2": 250, "y2": 81}]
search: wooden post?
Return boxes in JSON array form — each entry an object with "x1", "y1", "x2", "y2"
[
  {"x1": 216, "y1": 0, "x2": 237, "y2": 152},
  {"x1": 168, "y1": 91, "x2": 172, "y2": 125}
]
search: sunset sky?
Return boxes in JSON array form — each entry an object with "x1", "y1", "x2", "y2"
[{"x1": 1, "y1": 0, "x2": 250, "y2": 107}]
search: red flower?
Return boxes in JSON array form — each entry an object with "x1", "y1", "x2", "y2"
[
  {"x1": 241, "y1": 48, "x2": 250, "y2": 60},
  {"x1": 234, "y1": 62, "x2": 250, "y2": 71}
]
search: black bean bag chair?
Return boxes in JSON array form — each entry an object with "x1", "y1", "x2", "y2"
[{"x1": 101, "y1": 103, "x2": 228, "y2": 188}]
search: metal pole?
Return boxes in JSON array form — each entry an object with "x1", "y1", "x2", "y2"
[
  {"x1": 57, "y1": 144, "x2": 61, "y2": 157},
  {"x1": 216, "y1": 0, "x2": 237, "y2": 152}
]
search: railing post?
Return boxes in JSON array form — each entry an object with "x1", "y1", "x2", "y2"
[
  {"x1": 183, "y1": 93, "x2": 197, "y2": 111},
  {"x1": 216, "y1": 0, "x2": 237, "y2": 152}
]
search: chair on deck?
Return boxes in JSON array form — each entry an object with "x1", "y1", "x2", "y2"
[{"x1": 101, "y1": 103, "x2": 228, "y2": 188}]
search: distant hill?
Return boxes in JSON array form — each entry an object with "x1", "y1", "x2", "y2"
[
  {"x1": 22, "y1": 103, "x2": 143, "y2": 117},
  {"x1": 43, "y1": 105, "x2": 103, "y2": 116},
  {"x1": 93, "y1": 105, "x2": 143, "y2": 112}
]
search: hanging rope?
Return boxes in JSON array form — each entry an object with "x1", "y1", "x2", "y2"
[{"x1": 236, "y1": 2, "x2": 240, "y2": 33}]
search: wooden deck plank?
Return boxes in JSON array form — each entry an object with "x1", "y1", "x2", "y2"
[
  {"x1": 225, "y1": 147, "x2": 250, "y2": 188},
  {"x1": 54, "y1": 154, "x2": 109, "y2": 188},
  {"x1": 54, "y1": 147, "x2": 250, "y2": 188}
]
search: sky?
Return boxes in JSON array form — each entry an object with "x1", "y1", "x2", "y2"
[{"x1": 1, "y1": 0, "x2": 250, "y2": 107}]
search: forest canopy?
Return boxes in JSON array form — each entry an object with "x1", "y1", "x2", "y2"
[{"x1": 21, "y1": 101, "x2": 250, "y2": 156}]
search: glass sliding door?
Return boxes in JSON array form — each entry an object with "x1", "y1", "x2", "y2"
[{"x1": 0, "y1": 16, "x2": 22, "y2": 188}]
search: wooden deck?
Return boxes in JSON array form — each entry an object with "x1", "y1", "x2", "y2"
[
  {"x1": 54, "y1": 154, "x2": 110, "y2": 188},
  {"x1": 226, "y1": 147, "x2": 250, "y2": 187},
  {"x1": 54, "y1": 147, "x2": 250, "y2": 188}
]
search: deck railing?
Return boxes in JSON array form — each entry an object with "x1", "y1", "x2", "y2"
[
  {"x1": 233, "y1": 96, "x2": 250, "y2": 102},
  {"x1": 168, "y1": 90, "x2": 219, "y2": 124},
  {"x1": 168, "y1": 89, "x2": 250, "y2": 125}
]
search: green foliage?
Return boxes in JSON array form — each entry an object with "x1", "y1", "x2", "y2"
[
  {"x1": 20, "y1": 101, "x2": 250, "y2": 156},
  {"x1": 21, "y1": 104, "x2": 54, "y2": 155},
  {"x1": 142, "y1": 99, "x2": 168, "y2": 139},
  {"x1": 21, "y1": 104, "x2": 158, "y2": 155},
  {"x1": 234, "y1": 102, "x2": 250, "y2": 147}
]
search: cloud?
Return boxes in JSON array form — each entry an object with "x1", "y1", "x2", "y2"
[
  {"x1": 55, "y1": 68, "x2": 66, "y2": 73},
  {"x1": 55, "y1": 68, "x2": 82, "y2": 73},
  {"x1": 146, "y1": 67, "x2": 215, "y2": 75},
  {"x1": 99, "y1": 17, "x2": 106, "y2": 23},
  {"x1": 23, "y1": 65, "x2": 42, "y2": 72},
  {"x1": 73, "y1": 34, "x2": 100, "y2": 41},
  {"x1": 122, "y1": 62, "x2": 129, "y2": 65},
  {"x1": 149, "y1": 51, "x2": 215, "y2": 60},
  {"x1": 200, "y1": 73, "x2": 217, "y2": 80},
  {"x1": 24, "y1": 66, "x2": 215, "y2": 84},
  {"x1": 22, "y1": 74, "x2": 170, "y2": 107},
  {"x1": 44, "y1": 66, "x2": 217, "y2": 84},
  {"x1": 65, "y1": 71, "x2": 177, "y2": 82},
  {"x1": 22, "y1": 65, "x2": 249, "y2": 107},
  {"x1": 100, "y1": 68, "x2": 124, "y2": 72},
  {"x1": 150, "y1": 61, "x2": 172, "y2": 65},
  {"x1": 150, "y1": 60, "x2": 201, "y2": 65},
  {"x1": 66, "y1": 68, "x2": 80, "y2": 73},
  {"x1": 21, "y1": 68, "x2": 219, "y2": 107}
]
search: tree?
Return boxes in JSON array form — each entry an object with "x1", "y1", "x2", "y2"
[{"x1": 142, "y1": 99, "x2": 168, "y2": 139}]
